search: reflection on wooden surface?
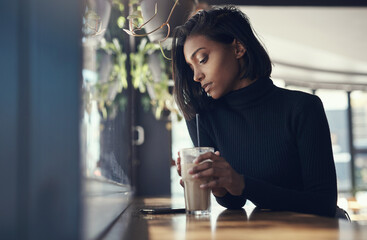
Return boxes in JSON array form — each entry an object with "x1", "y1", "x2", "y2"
[{"x1": 104, "y1": 197, "x2": 367, "y2": 240}]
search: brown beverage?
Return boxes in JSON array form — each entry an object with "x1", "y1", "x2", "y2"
[{"x1": 180, "y1": 147, "x2": 214, "y2": 215}]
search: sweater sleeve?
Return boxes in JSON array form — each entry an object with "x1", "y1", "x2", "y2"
[
  {"x1": 243, "y1": 95, "x2": 337, "y2": 217},
  {"x1": 215, "y1": 192, "x2": 247, "y2": 209}
]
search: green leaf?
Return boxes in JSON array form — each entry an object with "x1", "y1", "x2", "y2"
[
  {"x1": 117, "y1": 16, "x2": 125, "y2": 29},
  {"x1": 127, "y1": 10, "x2": 142, "y2": 20}
]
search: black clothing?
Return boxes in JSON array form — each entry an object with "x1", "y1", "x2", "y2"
[{"x1": 186, "y1": 77, "x2": 337, "y2": 217}]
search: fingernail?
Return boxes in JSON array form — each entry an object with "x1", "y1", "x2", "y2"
[
  {"x1": 192, "y1": 174, "x2": 198, "y2": 179},
  {"x1": 200, "y1": 184, "x2": 206, "y2": 188}
]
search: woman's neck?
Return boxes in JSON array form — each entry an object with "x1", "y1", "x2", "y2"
[{"x1": 233, "y1": 77, "x2": 257, "y2": 91}]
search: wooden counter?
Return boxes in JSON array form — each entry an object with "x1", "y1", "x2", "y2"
[{"x1": 103, "y1": 197, "x2": 367, "y2": 240}]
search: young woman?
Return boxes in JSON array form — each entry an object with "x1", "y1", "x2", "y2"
[{"x1": 172, "y1": 6, "x2": 340, "y2": 218}]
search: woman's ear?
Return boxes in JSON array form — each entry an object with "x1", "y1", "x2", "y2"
[{"x1": 232, "y1": 39, "x2": 246, "y2": 59}]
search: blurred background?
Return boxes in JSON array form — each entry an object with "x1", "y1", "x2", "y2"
[{"x1": 1, "y1": 0, "x2": 367, "y2": 239}]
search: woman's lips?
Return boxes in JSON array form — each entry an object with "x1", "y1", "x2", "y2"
[{"x1": 202, "y1": 82, "x2": 212, "y2": 93}]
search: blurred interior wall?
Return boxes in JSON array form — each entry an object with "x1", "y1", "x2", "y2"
[
  {"x1": 135, "y1": 92, "x2": 172, "y2": 196},
  {"x1": 0, "y1": 0, "x2": 82, "y2": 239}
]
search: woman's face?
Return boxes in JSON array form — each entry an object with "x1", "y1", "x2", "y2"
[{"x1": 183, "y1": 35, "x2": 248, "y2": 99}]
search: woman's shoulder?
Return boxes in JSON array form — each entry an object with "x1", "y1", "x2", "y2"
[{"x1": 276, "y1": 87, "x2": 322, "y2": 107}]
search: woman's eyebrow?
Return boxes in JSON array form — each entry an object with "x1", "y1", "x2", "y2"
[{"x1": 190, "y1": 47, "x2": 206, "y2": 60}]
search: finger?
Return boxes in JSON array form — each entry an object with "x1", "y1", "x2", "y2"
[
  {"x1": 176, "y1": 153, "x2": 182, "y2": 176},
  {"x1": 177, "y1": 167, "x2": 181, "y2": 176},
  {"x1": 176, "y1": 153, "x2": 181, "y2": 165},
  {"x1": 200, "y1": 178, "x2": 223, "y2": 189},
  {"x1": 194, "y1": 152, "x2": 224, "y2": 164},
  {"x1": 188, "y1": 161, "x2": 212, "y2": 174},
  {"x1": 177, "y1": 163, "x2": 181, "y2": 176},
  {"x1": 191, "y1": 160, "x2": 229, "y2": 175},
  {"x1": 192, "y1": 166, "x2": 228, "y2": 179}
]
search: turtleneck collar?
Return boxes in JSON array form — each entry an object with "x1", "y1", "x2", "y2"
[{"x1": 223, "y1": 76, "x2": 276, "y2": 109}]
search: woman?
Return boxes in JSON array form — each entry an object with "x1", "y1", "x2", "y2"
[{"x1": 172, "y1": 6, "x2": 339, "y2": 218}]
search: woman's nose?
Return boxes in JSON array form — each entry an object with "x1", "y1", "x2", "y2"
[{"x1": 193, "y1": 70, "x2": 204, "y2": 82}]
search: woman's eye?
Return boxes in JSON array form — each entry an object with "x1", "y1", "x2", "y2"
[{"x1": 199, "y1": 56, "x2": 208, "y2": 64}]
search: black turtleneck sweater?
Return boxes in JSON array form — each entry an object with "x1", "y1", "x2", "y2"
[{"x1": 186, "y1": 77, "x2": 337, "y2": 217}]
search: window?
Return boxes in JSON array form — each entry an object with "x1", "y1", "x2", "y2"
[
  {"x1": 81, "y1": 2, "x2": 133, "y2": 238},
  {"x1": 351, "y1": 91, "x2": 367, "y2": 190},
  {"x1": 351, "y1": 91, "x2": 367, "y2": 150},
  {"x1": 316, "y1": 89, "x2": 351, "y2": 192},
  {"x1": 171, "y1": 114, "x2": 192, "y2": 197}
]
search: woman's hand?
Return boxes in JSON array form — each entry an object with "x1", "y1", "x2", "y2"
[
  {"x1": 176, "y1": 151, "x2": 184, "y2": 187},
  {"x1": 189, "y1": 151, "x2": 245, "y2": 197}
]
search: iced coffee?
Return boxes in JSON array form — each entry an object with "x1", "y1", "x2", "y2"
[{"x1": 180, "y1": 147, "x2": 214, "y2": 215}]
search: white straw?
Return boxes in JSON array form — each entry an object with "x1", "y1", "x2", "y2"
[{"x1": 196, "y1": 113, "x2": 200, "y2": 148}]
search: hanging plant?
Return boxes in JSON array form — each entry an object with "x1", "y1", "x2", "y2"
[
  {"x1": 83, "y1": 0, "x2": 194, "y2": 120},
  {"x1": 124, "y1": 0, "x2": 196, "y2": 120},
  {"x1": 82, "y1": 0, "x2": 129, "y2": 119},
  {"x1": 94, "y1": 38, "x2": 128, "y2": 118},
  {"x1": 130, "y1": 38, "x2": 180, "y2": 120}
]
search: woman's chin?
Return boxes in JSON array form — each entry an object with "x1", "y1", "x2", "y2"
[{"x1": 208, "y1": 91, "x2": 222, "y2": 99}]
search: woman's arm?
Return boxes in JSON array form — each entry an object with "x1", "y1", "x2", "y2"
[{"x1": 243, "y1": 95, "x2": 337, "y2": 217}]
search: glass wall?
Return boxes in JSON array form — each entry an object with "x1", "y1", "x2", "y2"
[
  {"x1": 81, "y1": 2, "x2": 133, "y2": 238},
  {"x1": 316, "y1": 89, "x2": 352, "y2": 192},
  {"x1": 171, "y1": 114, "x2": 192, "y2": 197},
  {"x1": 82, "y1": 1, "x2": 132, "y2": 186},
  {"x1": 351, "y1": 91, "x2": 367, "y2": 190}
]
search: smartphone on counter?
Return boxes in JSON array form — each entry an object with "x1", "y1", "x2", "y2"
[{"x1": 139, "y1": 208, "x2": 186, "y2": 214}]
